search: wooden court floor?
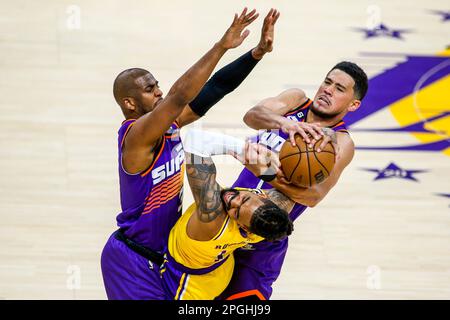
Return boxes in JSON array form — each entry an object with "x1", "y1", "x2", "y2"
[{"x1": 0, "y1": 0, "x2": 449, "y2": 299}]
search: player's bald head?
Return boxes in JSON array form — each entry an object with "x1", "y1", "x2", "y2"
[{"x1": 113, "y1": 68, "x2": 151, "y2": 107}]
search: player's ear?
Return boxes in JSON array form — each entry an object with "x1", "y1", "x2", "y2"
[
  {"x1": 251, "y1": 189, "x2": 267, "y2": 199},
  {"x1": 257, "y1": 192, "x2": 268, "y2": 199},
  {"x1": 348, "y1": 99, "x2": 361, "y2": 112},
  {"x1": 123, "y1": 98, "x2": 136, "y2": 111}
]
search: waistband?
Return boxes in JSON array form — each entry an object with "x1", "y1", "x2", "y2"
[
  {"x1": 114, "y1": 229, "x2": 164, "y2": 267},
  {"x1": 165, "y1": 251, "x2": 229, "y2": 275}
]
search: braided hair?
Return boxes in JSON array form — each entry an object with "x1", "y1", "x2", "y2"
[{"x1": 249, "y1": 199, "x2": 293, "y2": 241}]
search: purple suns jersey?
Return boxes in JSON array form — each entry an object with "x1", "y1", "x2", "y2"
[
  {"x1": 232, "y1": 98, "x2": 349, "y2": 221},
  {"x1": 116, "y1": 119, "x2": 185, "y2": 252}
]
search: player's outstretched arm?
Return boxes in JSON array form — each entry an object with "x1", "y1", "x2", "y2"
[
  {"x1": 243, "y1": 89, "x2": 324, "y2": 147},
  {"x1": 183, "y1": 128, "x2": 251, "y2": 223},
  {"x1": 185, "y1": 152, "x2": 223, "y2": 223},
  {"x1": 176, "y1": 9, "x2": 280, "y2": 127},
  {"x1": 124, "y1": 8, "x2": 258, "y2": 173}
]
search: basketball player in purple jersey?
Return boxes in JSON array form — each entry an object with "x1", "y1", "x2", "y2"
[
  {"x1": 218, "y1": 61, "x2": 368, "y2": 300},
  {"x1": 101, "y1": 8, "x2": 283, "y2": 300}
]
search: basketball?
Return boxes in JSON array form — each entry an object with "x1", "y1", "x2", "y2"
[{"x1": 279, "y1": 134, "x2": 336, "y2": 187}]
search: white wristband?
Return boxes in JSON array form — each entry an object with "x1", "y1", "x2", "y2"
[{"x1": 183, "y1": 129, "x2": 245, "y2": 157}]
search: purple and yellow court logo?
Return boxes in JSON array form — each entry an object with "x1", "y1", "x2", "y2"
[{"x1": 345, "y1": 50, "x2": 450, "y2": 156}]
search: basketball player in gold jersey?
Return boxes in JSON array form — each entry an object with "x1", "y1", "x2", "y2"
[{"x1": 159, "y1": 130, "x2": 294, "y2": 300}]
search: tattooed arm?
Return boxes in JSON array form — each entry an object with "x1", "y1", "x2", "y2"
[
  {"x1": 185, "y1": 152, "x2": 224, "y2": 223},
  {"x1": 265, "y1": 188, "x2": 295, "y2": 214}
]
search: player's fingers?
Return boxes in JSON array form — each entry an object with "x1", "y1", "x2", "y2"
[
  {"x1": 246, "y1": 8, "x2": 256, "y2": 18},
  {"x1": 264, "y1": 151, "x2": 274, "y2": 166},
  {"x1": 279, "y1": 174, "x2": 291, "y2": 185},
  {"x1": 265, "y1": 8, "x2": 273, "y2": 21},
  {"x1": 247, "y1": 141, "x2": 257, "y2": 163},
  {"x1": 240, "y1": 29, "x2": 250, "y2": 41},
  {"x1": 313, "y1": 125, "x2": 325, "y2": 139},
  {"x1": 254, "y1": 146, "x2": 263, "y2": 165},
  {"x1": 231, "y1": 13, "x2": 238, "y2": 26},
  {"x1": 238, "y1": 7, "x2": 248, "y2": 21},
  {"x1": 248, "y1": 143, "x2": 259, "y2": 164},
  {"x1": 254, "y1": 144, "x2": 266, "y2": 164},
  {"x1": 295, "y1": 127, "x2": 310, "y2": 145},
  {"x1": 273, "y1": 8, "x2": 278, "y2": 17},
  {"x1": 273, "y1": 11, "x2": 280, "y2": 24},
  {"x1": 246, "y1": 9, "x2": 258, "y2": 19},
  {"x1": 276, "y1": 167, "x2": 284, "y2": 178},
  {"x1": 258, "y1": 145, "x2": 279, "y2": 167},
  {"x1": 230, "y1": 151, "x2": 243, "y2": 163},
  {"x1": 244, "y1": 14, "x2": 259, "y2": 26},
  {"x1": 271, "y1": 153, "x2": 281, "y2": 168},
  {"x1": 304, "y1": 125, "x2": 321, "y2": 141},
  {"x1": 317, "y1": 136, "x2": 328, "y2": 152},
  {"x1": 258, "y1": 152, "x2": 267, "y2": 166},
  {"x1": 289, "y1": 131, "x2": 296, "y2": 146},
  {"x1": 262, "y1": 149, "x2": 272, "y2": 166},
  {"x1": 315, "y1": 125, "x2": 325, "y2": 137},
  {"x1": 254, "y1": 143, "x2": 265, "y2": 153},
  {"x1": 308, "y1": 139, "x2": 317, "y2": 150},
  {"x1": 243, "y1": 141, "x2": 251, "y2": 164}
]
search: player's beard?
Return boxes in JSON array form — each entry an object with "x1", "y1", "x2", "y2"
[{"x1": 310, "y1": 101, "x2": 341, "y2": 119}]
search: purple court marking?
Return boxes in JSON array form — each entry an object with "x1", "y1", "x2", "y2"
[
  {"x1": 361, "y1": 162, "x2": 428, "y2": 181},
  {"x1": 351, "y1": 112, "x2": 450, "y2": 134},
  {"x1": 353, "y1": 23, "x2": 412, "y2": 39},
  {"x1": 344, "y1": 55, "x2": 450, "y2": 127},
  {"x1": 356, "y1": 139, "x2": 449, "y2": 152},
  {"x1": 435, "y1": 193, "x2": 450, "y2": 198},
  {"x1": 429, "y1": 10, "x2": 450, "y2": 22}
]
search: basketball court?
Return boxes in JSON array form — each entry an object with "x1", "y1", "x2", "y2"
[{"x1": 0, "y1": 0, "x2": 449, "y2": 299}]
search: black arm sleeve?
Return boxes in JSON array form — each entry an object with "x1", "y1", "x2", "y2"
[{"x1": 189, "y1": 49, "x2": 260, "y2": 117}]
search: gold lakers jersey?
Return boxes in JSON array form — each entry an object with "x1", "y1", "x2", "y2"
[
  {"x1": 168, "y1": 201, "x2": 263, "y2": 269},
  {"x1": 162, "y1": 188, "x2": 264, "y2": 299}
]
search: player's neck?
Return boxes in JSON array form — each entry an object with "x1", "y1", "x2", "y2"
[{"x1": 306, "y1": 110, "x2": 342, "y2": 127}]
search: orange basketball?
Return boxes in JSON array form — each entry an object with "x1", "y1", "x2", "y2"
[{"x1": 279, "y1": 134, "x2": 336, "y2": 187}]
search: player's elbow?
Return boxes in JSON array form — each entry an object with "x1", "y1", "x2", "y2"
[
  {"x1": 291, "y1": 197, "x2": 318, "y2": 207},
  {"x1": 242, "y1": 111, "x2": 252, "y2": 126},
  {"x1": 306, "y1": 197, "x2": 320, "y2": 208},
  {"x1": 243, "y1": 108, "x2": 260, "y2": 128},
  {"x1": 301, "y1": 191, "x2": 323, "y2": 207}
]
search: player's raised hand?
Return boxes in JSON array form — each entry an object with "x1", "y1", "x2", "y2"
[
  {"x1": 218, "y1": 8, "x2": 259, "y2": 50},
  {"x1": 252, "y1": 8, "x2": 280, "y2": 59}
]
